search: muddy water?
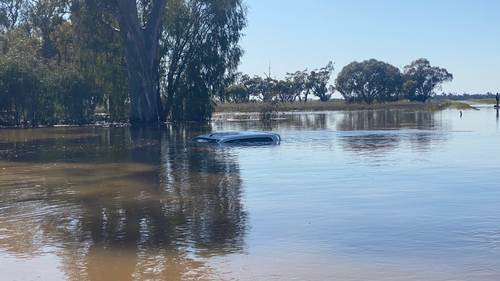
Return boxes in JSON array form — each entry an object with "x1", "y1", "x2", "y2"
[{"x1": 1, "y1": 107, "x2": 499, "y2": 280}]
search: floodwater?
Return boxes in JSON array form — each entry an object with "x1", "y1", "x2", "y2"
[{"x1": 1, "y1": 106, "x2": 499, "y2": 281}]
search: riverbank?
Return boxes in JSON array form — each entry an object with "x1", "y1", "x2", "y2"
[
  {"x1": 211, "y1": 100, "x2": 476, "y2": 122},
  {"x1": 1, "y1": 100, "x2": 476, "y2": 128},
  {"x1": 214, "y1": 99, "x2": 475, "y2": 113}
]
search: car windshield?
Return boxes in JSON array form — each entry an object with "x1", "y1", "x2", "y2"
[
  {"x1": 191, "y1": 137, "x2": 218, "y2": 143},
  {"x1": 224, "y1": 137, "x2": 275, "y2": 143}
]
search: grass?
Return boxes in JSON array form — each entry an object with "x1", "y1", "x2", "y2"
[
  {"x1": 467, "y1": 99, "x2": 496, "y2": 105},
  {"x1": 448, "y1": 100, "x2": 479, "y2": 110},
  {"x1": 214, "y1": 99, "x2": 472, "y2": 113}
]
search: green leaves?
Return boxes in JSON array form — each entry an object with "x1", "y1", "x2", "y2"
[
  {"x1": 159, "y1": 0, "x2": 247, "y2": 121},
  {"x1": 309, "y1": 61, "x2": 335, "y2": 102},
  {"x1": 335, "y1": 58, "x2": 452, "y2": 104},
  {"x1": 225, "y1": 84, "x2": 248, "y2": 103},
  {"x1": 235, "y1": 62, "x2": 335, "y2": 104},
  {"x1": 335, "y1": 59, "x2": 401, "y2": 104},
  {"x1": 403, "y1": 58, "x2": 453, "y2": 102}
]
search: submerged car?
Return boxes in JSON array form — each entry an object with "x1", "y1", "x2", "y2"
[{"x1": 190, "y1": 131, "x2": 281, "y2": 145}]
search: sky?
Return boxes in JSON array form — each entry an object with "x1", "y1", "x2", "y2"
[{"x1": 237, "y1": 0, "x2": 500, "y2": 97}]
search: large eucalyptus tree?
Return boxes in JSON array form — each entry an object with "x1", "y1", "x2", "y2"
[
  {"x1": 85, "y1": 0, "x2": 168, "y2": 123},
  {"x1": 403, "y1": 58, "x2": 453, "y2": 102},
  {"x1": 335, "y1": 59, "x2": 402, "y2": 104}
]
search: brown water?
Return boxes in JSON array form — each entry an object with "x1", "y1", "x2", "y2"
[{"x1": 1, "y1": 108, "x2": 500, "y2": 280}]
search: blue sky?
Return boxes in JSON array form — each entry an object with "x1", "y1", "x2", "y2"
[{"x1": 237, "y1": 0, "x2": 500, "y2": 96}]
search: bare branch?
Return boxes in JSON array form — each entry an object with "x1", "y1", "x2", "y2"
[{"x1": 99, "y1": 15, "x2": 120, "y2": 33}]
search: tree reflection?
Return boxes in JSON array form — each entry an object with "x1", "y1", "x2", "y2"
[
  {"x1": 289, "y1": 113, "x2": 329, "y2": 130},
  {"x1": 337, "y1": 110, "x2": 440, "y2": 131},
  {"x1": 161, "y1": 125, "x2": 247, "y2": 254},
  {"x1": 337, "y1": 111, "x2": 446, "y2": 153},
  {"x1": 340, "y1": 132, "x2": 401, "y2": 152},
  {"x1": 0, "y1": 124, "x2": 247, "y2": 280}
]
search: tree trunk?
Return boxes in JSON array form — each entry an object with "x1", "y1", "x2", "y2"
[
  {"x1": 112, "y1": 0, "x2": 167, "y2": 124},
  {"x1": 117, "y1": 2, "x2": 155, "y2": 123}
]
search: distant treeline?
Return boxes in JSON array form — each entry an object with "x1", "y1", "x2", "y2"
[
  {"x1": 433, "y1": 92, "x2": 497, "y2": 100},
  {"x1": 225, "y1": 58, "x2": 453, "y2": 105}
]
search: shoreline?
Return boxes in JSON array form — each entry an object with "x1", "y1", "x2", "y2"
[
  {"x1": 212, "y1": 100, "x2": 475, "y2": 121},
  {"x1": 214, "y1": 100, "x2": 473, "y2": 113},
  {"x1": 0, "y1": 100, "x2": 478, "y2": 128}
]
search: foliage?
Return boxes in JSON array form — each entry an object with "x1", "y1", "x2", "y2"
[
  {"x1": 170, "y1": 60, "x2": 215, "y2": 122},
  {"x1": 67, "y1": 3, "x2": 129, "y2": 122},
  {"x1": 225, "y1": 85, "x2": 248, "y2": 103},
  {"x1": 259, "y1": 99, "x2": 281, "y2": 121},
  {"x1": 403, "y1": 58, "x2": 453, "y2": 102},
  {"x1": 236, "y1": 61, "x2": 335, "y2": 104},
  {"x1": 335, "y1": 59, "x2": 402, "y2": 104},
  {"x1": 0, "y1": 1, "x2": 457, "y2": 125},
  {"x1": 0, "y1": 0, "x2": 26, "y2": 31},
  {"x1": 159, "y1": 0, "x2": 247, "y2": 121},
  {"x1": 54, "y1": 68, "x2": 101, "y2": 124},
  {"x1": 309, "y1": 61, "x2": 335, "y2": 102},
  {"x1": 0, "y1": 6, "x2": 103, "y2": 127},
  {"x1": 85, "y1": 0, "x2": 168, "y2": 123},
  {"x1": 240, "y1": 75, "x2": 274, "y2": 102},
  {"x1": 285, "y1": 70, "x2": 307, "y2": 102},
  {"x1": 0, "y1": 27, "x2": 53, "y2": 126},
  {"x1": 272, "y1": 79, "x2": 292, "y2": 102},
  {"x1": 433, "y1": 92, "x2": 497, "y2": 101},
  {"x1": 0, "y1": 0, "x2": 249, "y2": 125}
]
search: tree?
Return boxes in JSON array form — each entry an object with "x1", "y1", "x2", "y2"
[
  {"x1": 335, "y1": 59, "x2": 402, "y2": 104},
  {"x1": 403, "y1": 58, "x2": 453, "y2": 102},
  {"x1": 225, "y1": 85, "x2": 247, "y2": 103},
  {"x1": 85, "y1": 0, "x2": 168, "y2": 123},
  {"x1": 285, "y1": 70, "x2": 307, "y2": 102},
  {"x1": 298, "y1": 63, "x2": 334, "y2": 103},
  {"x1": 273, "y1": 79, "x2": 294, "y2": 103},
  {"x1": 0, "y1": 27, "x2": 56, "y2": 126},
  {"x1": 236, "y1": 61, "x2": 334, "y2": 104},
  {"x1": 0, "y1": 1, "x2": 104, "y2": 126},
  {"x1": 0, "y1": 0, "x2": 24, "y2": 30},
  {"x1": 66, "y1": 2, "x2": 129, "y2": 122},
  {"x1": 1, "y1": 0, "x2": 129, "y2": 126},
  {"x1": 309, "y1": 61, "x2": 334, "y2": 102},
  {"x1": 26, "y1": 0, "x2": 67, "y2": 61},
  {"x1": 158, "y1": 0, "x2": 247, "y2": 121},
  {"x1": 241, "y1": 75, "x2": 275, "y2": 102}
]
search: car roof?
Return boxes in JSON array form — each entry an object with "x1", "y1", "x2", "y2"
[{"x1": 191, "y1": 131, "x2": 281, "y2": 143}]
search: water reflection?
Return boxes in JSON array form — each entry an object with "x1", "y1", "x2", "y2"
[
  {"x1": 334, "y1": 111, "x2": 449, "y2": 155},
  {"x1": 4, "y1": 109, "x2": 497, "y2": 280},
  {"x1": 0, "y1": 124, "x2": 246, "y2": 280},
  {"x1": 337, "y1": 110, "x2": 442, "y2": 131}
]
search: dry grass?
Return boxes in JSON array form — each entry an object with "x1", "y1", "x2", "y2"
[
  {"x1": 448, "y1": 101, "x2": 479, "y2": 110},
  {"x1": 215, "y1": 100, "x2": 458, "y2": 113},
  {"x1": 467, "y1": 99, "x2": 496, "y2": 105}
]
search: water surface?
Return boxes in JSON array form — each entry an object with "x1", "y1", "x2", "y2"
[{"x1": 1, "y1": 108, "x2": 499, "y2": 280}]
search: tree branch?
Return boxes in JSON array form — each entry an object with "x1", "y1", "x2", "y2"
[
  {"x1": 85, "y1": 0, "x2": 121, "y2": 23},
  {"x1": 96, "y1": 5, "x2": 120, "y2": 20},
  {"x1": 145, "y1": 0, "x2": 168, "y2": 37},
  {"x1": 99, "y1": 16, "x2": 120, "y2": 33}
]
